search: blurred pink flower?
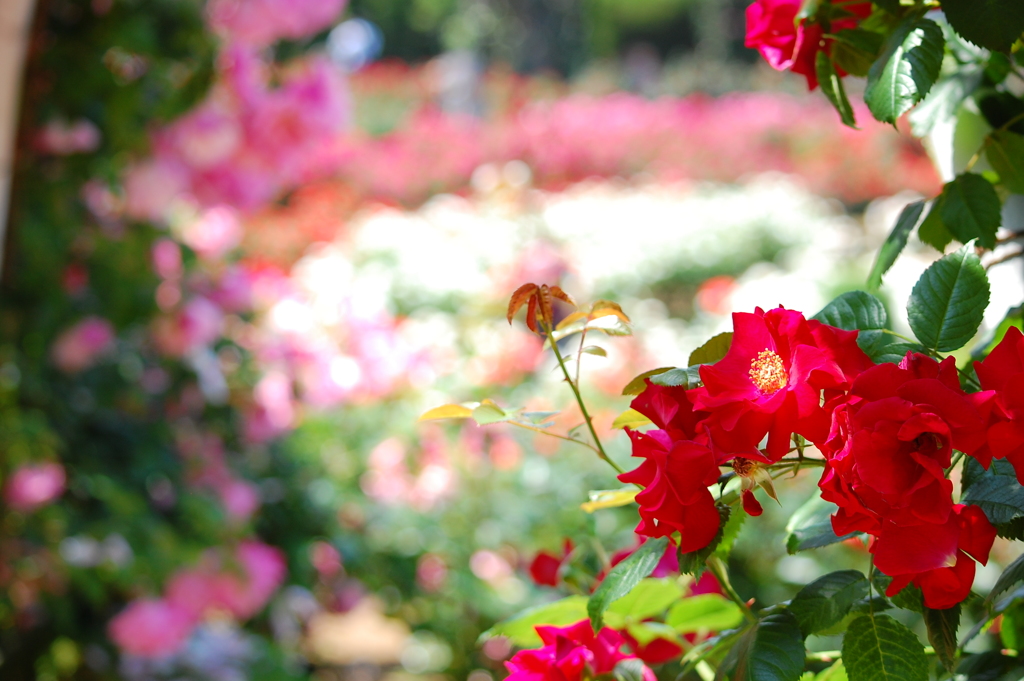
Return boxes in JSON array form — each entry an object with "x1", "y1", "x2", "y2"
[
  {"x1": 51, "y1": 316, "x2": 115, "y2": 373},
  {"x1": 107, "y1": 598, "x2": 196, "y2": 658},
  {"x1": 166, "y1": 541, "x2": 286, "y2": 621},
  {"x1": 123, "y1": 157, "x2": 190, "y2": 222},
  {"x1": 209, "y1": 265, "x2": 255, "y2": 312},
  {"x1": 247, "y1": 370, "x2": 296, "y2": 439},
  {"x1": 225, "y1": 540, "x2": 288, "y2": 618},
  {"x1": 416, "y1": 553, "x2": 447, "y2": 592},
  {"x1": 152, "y1": 297, "x2": 224, "y2": 357},
  {"x1": 4, "y1": 463, "x2": 66, "y2": 512},
  {"x1": 310, "y1": 541, "x2": 343, "y2": 578},
  {"x1": 164, "y1": 102, "x2": 243, "y2": 170},
  {"x1": 35, "y1": 119, "x2": 101, "y2": 155},
  {"x1": 180, "y1": 205, "x2": 242, "y2": 260},
  {"x1": 207, "y1": 0, "x2": 347, "y2": 47},
  {"x1": 217, "y1": 478, "x2": 262, "y2": 522},
  {"x1": 151, "y1": 238, "x2": 183, "y2": 280}
]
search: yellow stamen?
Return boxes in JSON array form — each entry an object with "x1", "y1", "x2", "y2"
[{"x1": 749, "y1": 350, "x2": 787, "y2": 394}]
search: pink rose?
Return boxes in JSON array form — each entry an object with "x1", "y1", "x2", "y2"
[
  {"x1": 179, "y1": 205, "x2": 242, "y2": 260},
  {"x1": 4, "y1": 463, "x2": 66, "y2": 512},
  {"x1": 122, "y1": 157, "x2": 190, "y2": 222},
  {"x1": 207, "y1": 0, "x2": 348, "y2": 47},
  {"x1": 51, "y1": 316, "x2": 116, "y2": 373},
  {"x1": 35, "y1": 119, "x2": 101, "y2": 155},
  {"x1": 152, "y1": 297, "x2": 224, "y2": 357},
  {"x1": 217, "y1": 478, "x2": 261, "y2": 522},
  {"x1": 107, "y1": 598, "x2": 196, "y2": 658}
]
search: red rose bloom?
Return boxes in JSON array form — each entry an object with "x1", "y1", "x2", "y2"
[
  {"x1": 874, "y1": 505, "x2": 996, "y2": 610},
  {"x1": 619, "y1": 429, "x2": 721, "y2": 552},
  {"x1": 630, "y1": 381, "x2": 709, "y2": 438},
  {"x1": 819, "y1": 353, "x2": 987, "y2": 535},
  {"x1": 974, "y1": 326, "x2": 1024, "y2": 481},
  {"x1": 745, "y1": 0, "x2": 871, "y2": 90},
  {"x1": 505, "y1": 620, "x2": 654, "y2": 681},
  {"x1": 529, "y1": 539, "x2": 574, "y2": 587},
  {"x1": 690, "y1": 307, "x2": 872, "y2": 462}
]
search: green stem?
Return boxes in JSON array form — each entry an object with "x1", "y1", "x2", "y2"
[
  {"x1": 507, "y1": 420, "x2": 601, "y2": 453},
  {"x1": 542, "y1": 321, "x2": 624, "y2": 476},
  {"x1": 706, "y1": 555, "x2": 756, "y2": 624},
  {"x1": 945, "y1": 450, "x2": 965, "y2": 476}
]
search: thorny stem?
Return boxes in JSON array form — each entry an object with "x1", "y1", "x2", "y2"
[
  {"x1": 706, "y1": 555, "x2": 756, "y2": 624},
  {"x1": 542, "y1": 320, "x2": 625, "y2": 476}
]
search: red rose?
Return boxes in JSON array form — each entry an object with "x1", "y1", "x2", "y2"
[
  {"x1": 874, "y1": 505, "x2": 996, "y2": 610},
  {"x1": 619, "y1": 430, "x2": 722, "y2": 552},
  {"x1": 529, "y1": 539, "x2": 574, "y2": 587},
  {"x1": 974, "y1": 326, "x2": 1024, "y2": 481},
  {"x1": 690, "y1": 307, "x2": 872, "y2": 462},
  {"x1": 745, "y1": 0, "x2": 871, "y2": 90},
  {"x1": 630, "y1": 381, "x2": 709, "y2": 438},
  {"x1": 505, "y1": 621, "x2": 654, "y2": 681},
  {"x1": 819, "y1": 354, "x2": 987, "y2": 535}
]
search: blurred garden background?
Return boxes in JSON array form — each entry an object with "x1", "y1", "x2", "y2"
[{"x1": 1, "y1": 1, "x2": 1021, "y2": 680}]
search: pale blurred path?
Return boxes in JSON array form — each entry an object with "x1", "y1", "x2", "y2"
[{"x1": 0, "y1": 0, "x2": 35, "y2": 278}]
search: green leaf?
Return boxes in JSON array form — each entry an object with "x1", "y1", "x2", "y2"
[
  {"x1": 939, "y1": 0, "x2": 1024, "y2": 52},
  {"x1": 918, "y1": 196, "x2": 954, "y2": 252},
  {"x1": 613, "y1": 658, "x2": 649, "y2": 681},
  {"x1": 962, "y1": 458, "x2": 1024, "y2": 525},
  {"x1": 956, "y1": 651, "x2": 1024, "y2": 681},
  {"x1": 872, "y1": 0, "x2": 900, "y2": 13},
  {"x1": 987, "y1": 130, "x2": 1024, "y2": 194},
  {"x1": 816, "y1": 661, "x2": 848, "y2": 681},
  {"x1": 986, "y1": 551, "x2": 1024, "y2": 604},
  {"x1": 833, "y1": 29, "x2": 885, "y2": 78},
  {"x1": 924, "y1": 604, "x2": 960, "y2": 674},
  {"x1": 621, "y1": 367, "x2": 673, "y2": 396},
  {"x1": 786, "y1": 492, "x2": 857, "y2": 553},
  {"x1": 867, "y1": 201, "x2": 925, "y2": 290},
  {"x1": 842, "y1": 614, "x2": 928, "y2": 681},
  {"x1": 580, "y1": 488, "x2": 637, "y2": 513},
  {"x1": 607, "y1": 578, "x2": 684, "y2": 621},
  {"x1": 939, "y1": 174, "x2": 1001, "y2": 249},
  {"x1": 649, "y1": 365, "x2": 703, "y2": 389},
  {"x1": 907, "y1": 243, "x2": 990, "y2": 352},
  {"x1": 478, "y1": 595, "x2": 588, "y2": 646},
  {"x1": 688, "y1": 332, "x2": 733, "y2": 367},
  {"x1": 788, "y1": 570, "x2": 869, "y2": 637},
  {"x1": 890, "y1": 584, "x2": 924, "y2": 613},
  {"x1": 666, "y1": 594, "x2": 745, "y2": 634},
  {"x1": 624, "y1": 621, "x2": 679, "y2": 646},
  {"x1": 580, "y1": 345, "x2": 607, "y2": 357},
  {"x1": 588, "y1": 537, "x2": 668, "y2": 629},
  {"x1": 714, "y1": 501, "x2": 747, "y2": 560},
  {"x1": 797, "y1": 0, "x2": 820, "y2": 21},
  {"x1": 611, "y1": 408, "x2": 653, "y2": 430},
  {"x1": 813, "y1": 290, "x2": 887, "y2": 331},
  {"x1": 817, "y1": 52, "x2": 857, "y2": 127},
  {"x1": 739, "y1": 611, "x2": 806, "y2": 681},
  {"x1": 865, "y1": 17, "x2": 944, "y2": 125},
  {"x1": 909, "y1": 69, "x2": 983, "y2": 137},
  {"x1": 472, "y1": 402, "x2": 512, "y2": 425}
]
